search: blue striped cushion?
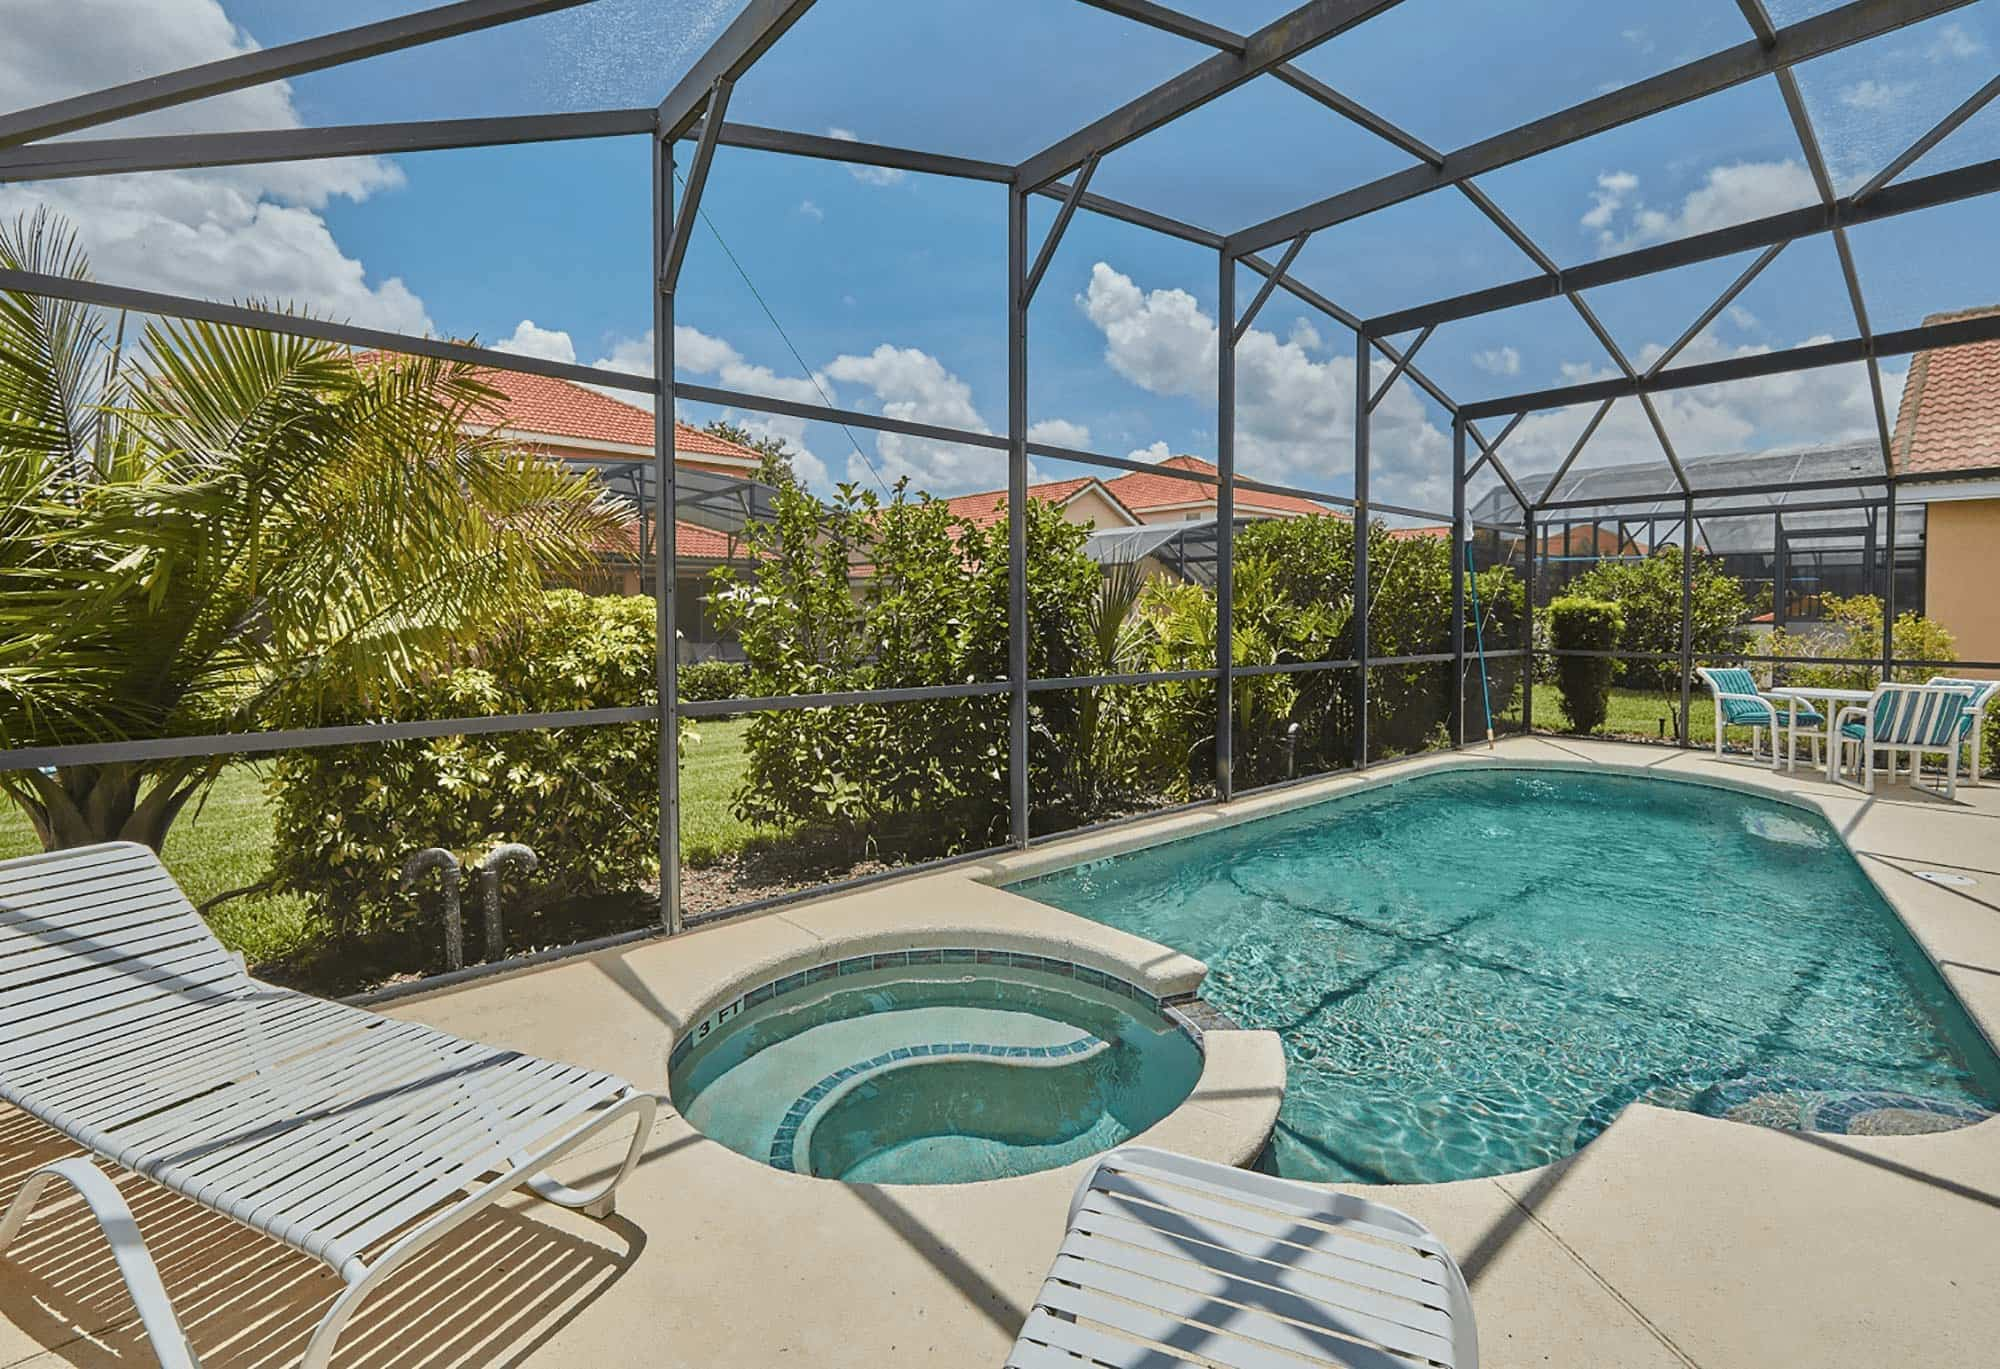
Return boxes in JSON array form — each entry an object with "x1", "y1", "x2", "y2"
[
  {"x1": 1720, "y1": 695, "x2": 1775, "y2": 725},
  {"x1": 1705, "y1": 667, "x2": 1761, "y2": 698},
  {"x1": 1869, "y1": 688, "x2": 1971, "y2": 746},
  {"x1": 1930, "y1": 677, "x2": 1997, "y2": 738}
]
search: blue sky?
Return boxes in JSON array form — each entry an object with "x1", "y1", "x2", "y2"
[{"x1": 7, "y1": 0, "x2": 2000, "y2": 514}]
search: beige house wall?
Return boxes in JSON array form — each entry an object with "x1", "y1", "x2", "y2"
[
  {"x1": 1057, "y1": 486, "x2": 1138, "y2": 529},
  {"x1": 1924, "y1": 497, "x2": 2000, "y2": 677}
]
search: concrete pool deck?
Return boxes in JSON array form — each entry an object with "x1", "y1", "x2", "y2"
[{"x1": 1, "y1": 735, "x2": 1998, "y2": 1367}]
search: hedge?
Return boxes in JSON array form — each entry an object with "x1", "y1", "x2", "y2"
[
  {"x1": 268, "y1": 591, "x2": 660, "y2": 932},
  {"x1": 1547, "y1": 596, "x2": 1623, "y2": 733}
]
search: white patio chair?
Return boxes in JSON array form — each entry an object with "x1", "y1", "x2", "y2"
[
  {"x1": 1833, "y1": 682, "x2": 1978, "y2": 800},
  {"x1": 1696, "y1": 666, "x2": 1821, "y2": 770},
  {"x1": 1926, "y1": 675, "x2": 1999, "y2": 786},
  {"x1": 1007, "y1": 1146, "x2": 1478, "y2": 1369},
  {"x1": 0, "y1": 842, "x2": 656, "y2": 1369}
]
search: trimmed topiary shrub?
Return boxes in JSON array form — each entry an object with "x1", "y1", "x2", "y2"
[
  {"x1": 1567, "y1": 546, "x2": 1747, "y2": 690},
  {"x1": 1547, "y1": 596, "x2": 1623, "y2": 733}
]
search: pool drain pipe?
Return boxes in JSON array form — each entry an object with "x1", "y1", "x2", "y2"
[
  {"x1": 475, "y1": 843, "x2": 538, "y2": 963},
  {"x1": 399, "y1": 849, "x2": 464, "y2": 972}
]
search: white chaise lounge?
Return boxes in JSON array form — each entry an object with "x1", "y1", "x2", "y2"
[
  {"x1": 1008, "y1": 1147, "x2": 1478, "y2": 1368},
  {"x1": 0, "y1": 842, "x2": 655, "y2": 1369}
]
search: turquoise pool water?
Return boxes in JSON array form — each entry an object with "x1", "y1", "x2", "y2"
[
  {"x1": 668, "y1": 956, "x2": 1202, "y2": 1184},
  {"x1": 1011, "y1": 769, "x2": 2000, "y2": 1184}
]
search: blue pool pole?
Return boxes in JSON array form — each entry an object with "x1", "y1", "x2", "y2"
[{"x1": 1465, "y1": 538, "x2": 1495, "y2": 748}]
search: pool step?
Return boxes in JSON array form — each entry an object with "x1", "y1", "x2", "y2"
[{"x1": 769, "y1": 1033, "x2": 1107, "y2": 1174}]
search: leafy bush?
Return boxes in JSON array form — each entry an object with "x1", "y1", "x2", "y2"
[
  {"x1": 1766, "y1": 594, "x2": 1957, "y2": 688},
  {"x1": 706, "y1": 479, "x2": 1099, "y2": 855},
  {"x1": 1125, "y1": 520, "x2": 1525, "y2": 786},
  {"x1": 678, "y1": 659, "x2": 749, "y2": 703},
  {"x1": 1566, "y1": 547, "x2": 1747, "y2": 689},
  {"x1": 1547, "y1": 597, "x2": 1623, "y2": 733},
  {"x1": 269, "y1": 591, "x2": 660, "y2": 932}
]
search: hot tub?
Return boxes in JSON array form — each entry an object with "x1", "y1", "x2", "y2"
[{"x1": 667, "y1": 948, "x2": 1203, "y2": 1184}]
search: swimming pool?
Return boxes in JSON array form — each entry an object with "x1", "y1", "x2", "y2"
[
  {"x1": 1011, "y1": 768, "x2": 2000, "y2": 1185},
  {"x1": 667, "y1": 950, "x2": 1202, "y2": 1184}
]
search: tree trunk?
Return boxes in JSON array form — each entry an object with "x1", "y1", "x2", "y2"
[{"x1": 14, "y1": 761, "x2": 206, "y2": 852}]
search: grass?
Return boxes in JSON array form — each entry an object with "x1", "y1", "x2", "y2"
[
  {"x1": 1529, "y1": 682, "x2": 1721, "y2": 745},
  {"x1": 0, "y1": 765, "x2": 319, "y2": 966},
  {"x1": 679, "y1": 715, "x2": 783, "y2": 864}
]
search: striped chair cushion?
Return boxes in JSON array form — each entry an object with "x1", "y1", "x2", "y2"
[
  {"x1": 1705, "y1": 667, "x2": 1761, "y2": 698},
  {"x1": 1930, "y1": 677, "x2": 1998, "y2": 738},
  {"x1": 1707, "y1": 668, "x2": 1819, "y2": 725},
  {"x1": 1839, "y1": 687, "x2": 1972, "y2": 746}
]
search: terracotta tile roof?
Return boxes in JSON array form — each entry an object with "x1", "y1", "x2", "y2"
[
  {"x1": 1893, "y1": 306, "x2": 2000, "y2": 477},
  {"x1": 1102, "y1": 454, "x2": 1340, "y2": 518},
  {"x1": 941, "y1": 477, "x2": 1128, "y2": 528},
  {"x1": 353, "y1": 351, "x2": 757, "y2": 461},
  {"x1": 593, "y1": 519, "x2": 752, "y2": 562},
  {"x1": 1387, "y1": 525, "x2": 1449, "y2": 540}
]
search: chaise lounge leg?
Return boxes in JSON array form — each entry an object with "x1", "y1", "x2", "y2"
[{"x1": 0, "y1": 1158, "x2": 200, "y2": 1369}]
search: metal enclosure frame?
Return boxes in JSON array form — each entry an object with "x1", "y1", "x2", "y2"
[{"x1": 3, "y1": 0, "x2": 1998, "y2": 955}]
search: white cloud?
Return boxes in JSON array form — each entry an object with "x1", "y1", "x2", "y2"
[
  {"x1": 1929, "y1": 21, "x2": 1984, "y2": 62},
  {"x1": 798, "y1": 199, "x2": 825, "y2": 222},
  {"x1": 1583, "y1": 162, "x2": 1820, "y2": 255},
  {"x1": 496, "y1": 319, "x2": 579, "y2": 364},
  {"x1": 1496, "y1": 333, "x2": 1905, "y2": 485},
  {"x1": 0, "y1": 0, "x2": 428, "y2": 333},
  {"x1": 825, "y1": 128, "x2": 907, "y2": 187},
  {"x1": 1726, "y1": 305, "x2": 1759, "y2": 332},
  {"x1": 1027, "y1": 418, "x2": 1092, "y2": 449},
  {"x1": 1620, "y1": 27, "x2": 1655, "y2": 55},
  {"x1": 1128, "y1": 440, "x2": 1173, "y2": 463},
  {"x1": 823, "y1": 344, "x2": 996, "y2": 492},
  {"x1": 1473, "y1": 346, "x2": 1522, "y2": 377},
  {"x1": 1840, "y1": 79, "x2": 1916, "y2": 111},
  {"x1": 1078, "y1": 262, "x2": 1451, "y2": 508}
]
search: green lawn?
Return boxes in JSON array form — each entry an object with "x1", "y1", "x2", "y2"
[
  {"x1": 0, "y1": 766, "x2": 318, "y2": 966},
  {"x1": 679, "y1": 715, "x2": 782, "y2": 864},
  {"x1": 1529, "y1": 683, "x2": 1744, "y2": 746}
]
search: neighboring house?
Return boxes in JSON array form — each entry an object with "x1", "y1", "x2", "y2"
[
  {"x1": 454, "y1": 367, "x2": 767, "y2": 660},
  {"x1": 944, "y1": 454, "x2": 1340, "y2": 533},
  {"x1": 1891, "y1": 307, "x2": 2000, "y2": 675},
  {"x1": 942, "y1": 476, "x2": 1144, "y2": 530}
]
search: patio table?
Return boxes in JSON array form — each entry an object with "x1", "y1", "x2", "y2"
[{"x1": 1769, "y1": 686, "x2": 1876, "y2": 780}]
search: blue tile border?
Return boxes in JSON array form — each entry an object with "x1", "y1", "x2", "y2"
[
  {"x1": 669, "y1": 946, "x2": 1203, "y2": 1082},
  {"x1": 766, "y1": 1031, "x2": 1109, "y2": 1173}
]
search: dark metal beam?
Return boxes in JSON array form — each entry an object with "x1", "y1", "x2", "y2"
[
  {"x1": 1366, "y1": 152, "x2": 2000, "y2": 335},
  {"x1": 1038, "y1": 180, "x2": 1225, "y2": 248},
  {"x1": 662, "y1": 82, "x2": 732, "y2": 293},
  {"x1": 1008, "y1": 186, "x2": 1031, "y2": 846},
  {"x1": 0, "y1": 0, "x2": 598, "y2": 150},
  {"x1": 657, "y1": 0, "x2": 818, "y2": 139},
  {"x1": 1462, "y1": 310, "x2": 2000, "y2": 419},
  {"x1": 1216, "y1": 251, "x2": 1237, "y2": 798},
  {"x1": 0, "y1": 113, "x2": 1017, "y2": 186},
  {"x1": 1228, "y1": 0, "x2": 1973, "y2": 254},
  {"x1": 1233, "y1": 232, "x2": 1309, "y2": 342},
  {"x1": 676, "y1": 381, "x2": 1007, "y2": 452},
  {"x1": 1016, "y1": 0, "x2": 1407, "y2": 190},
  {"x1": 0, "y1": 110, "x2": 654, "y2": 182},
  {"x1": 1270, "y1": 66, "x2": 1444, "y2": 166},
  {"x1": 0, "y1": 264, "x2": 657, "y2": 394},
  {"x1": 1023, "y1": 155, "x2": 1099, "y2": 306},
  {"x1": 1074, "y1": 0, "x2": 1246, "y2": 51},
  {"x1": 1367, "y1": 323, "x2": 1432, "y2": 410}
]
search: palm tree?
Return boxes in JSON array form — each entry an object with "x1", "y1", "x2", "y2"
[{"x1": 0, "y1": 208, "x2": 623, "y2": 851}]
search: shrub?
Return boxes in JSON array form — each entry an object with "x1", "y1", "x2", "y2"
[
  {"x1": 706, "y1": 479, "x2": 1099, "y2": 855},
  {"x1": 1767, "y1": 594, "x2": 1957, "y2": 689},
  {"x1": 1547, "y1": 596, "x2": 1623, "y2": 733},
  {"x1": 678, "y1": 659, "x2": 749, "y2": 703},
  {"x1": 268, "y1": 591, "x2": 660, "y2": 932},
  {"x1": 1566, "y1": 547, "x2": 1747, "y2": 689}
]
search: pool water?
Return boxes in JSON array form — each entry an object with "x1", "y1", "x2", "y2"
[
  {"x1": 668, "y1": 959, "x2": 1202, "y2": 1184},
  {"x1": 1011, "y1": 769, "x2": 2000, "y2": 1185}
]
